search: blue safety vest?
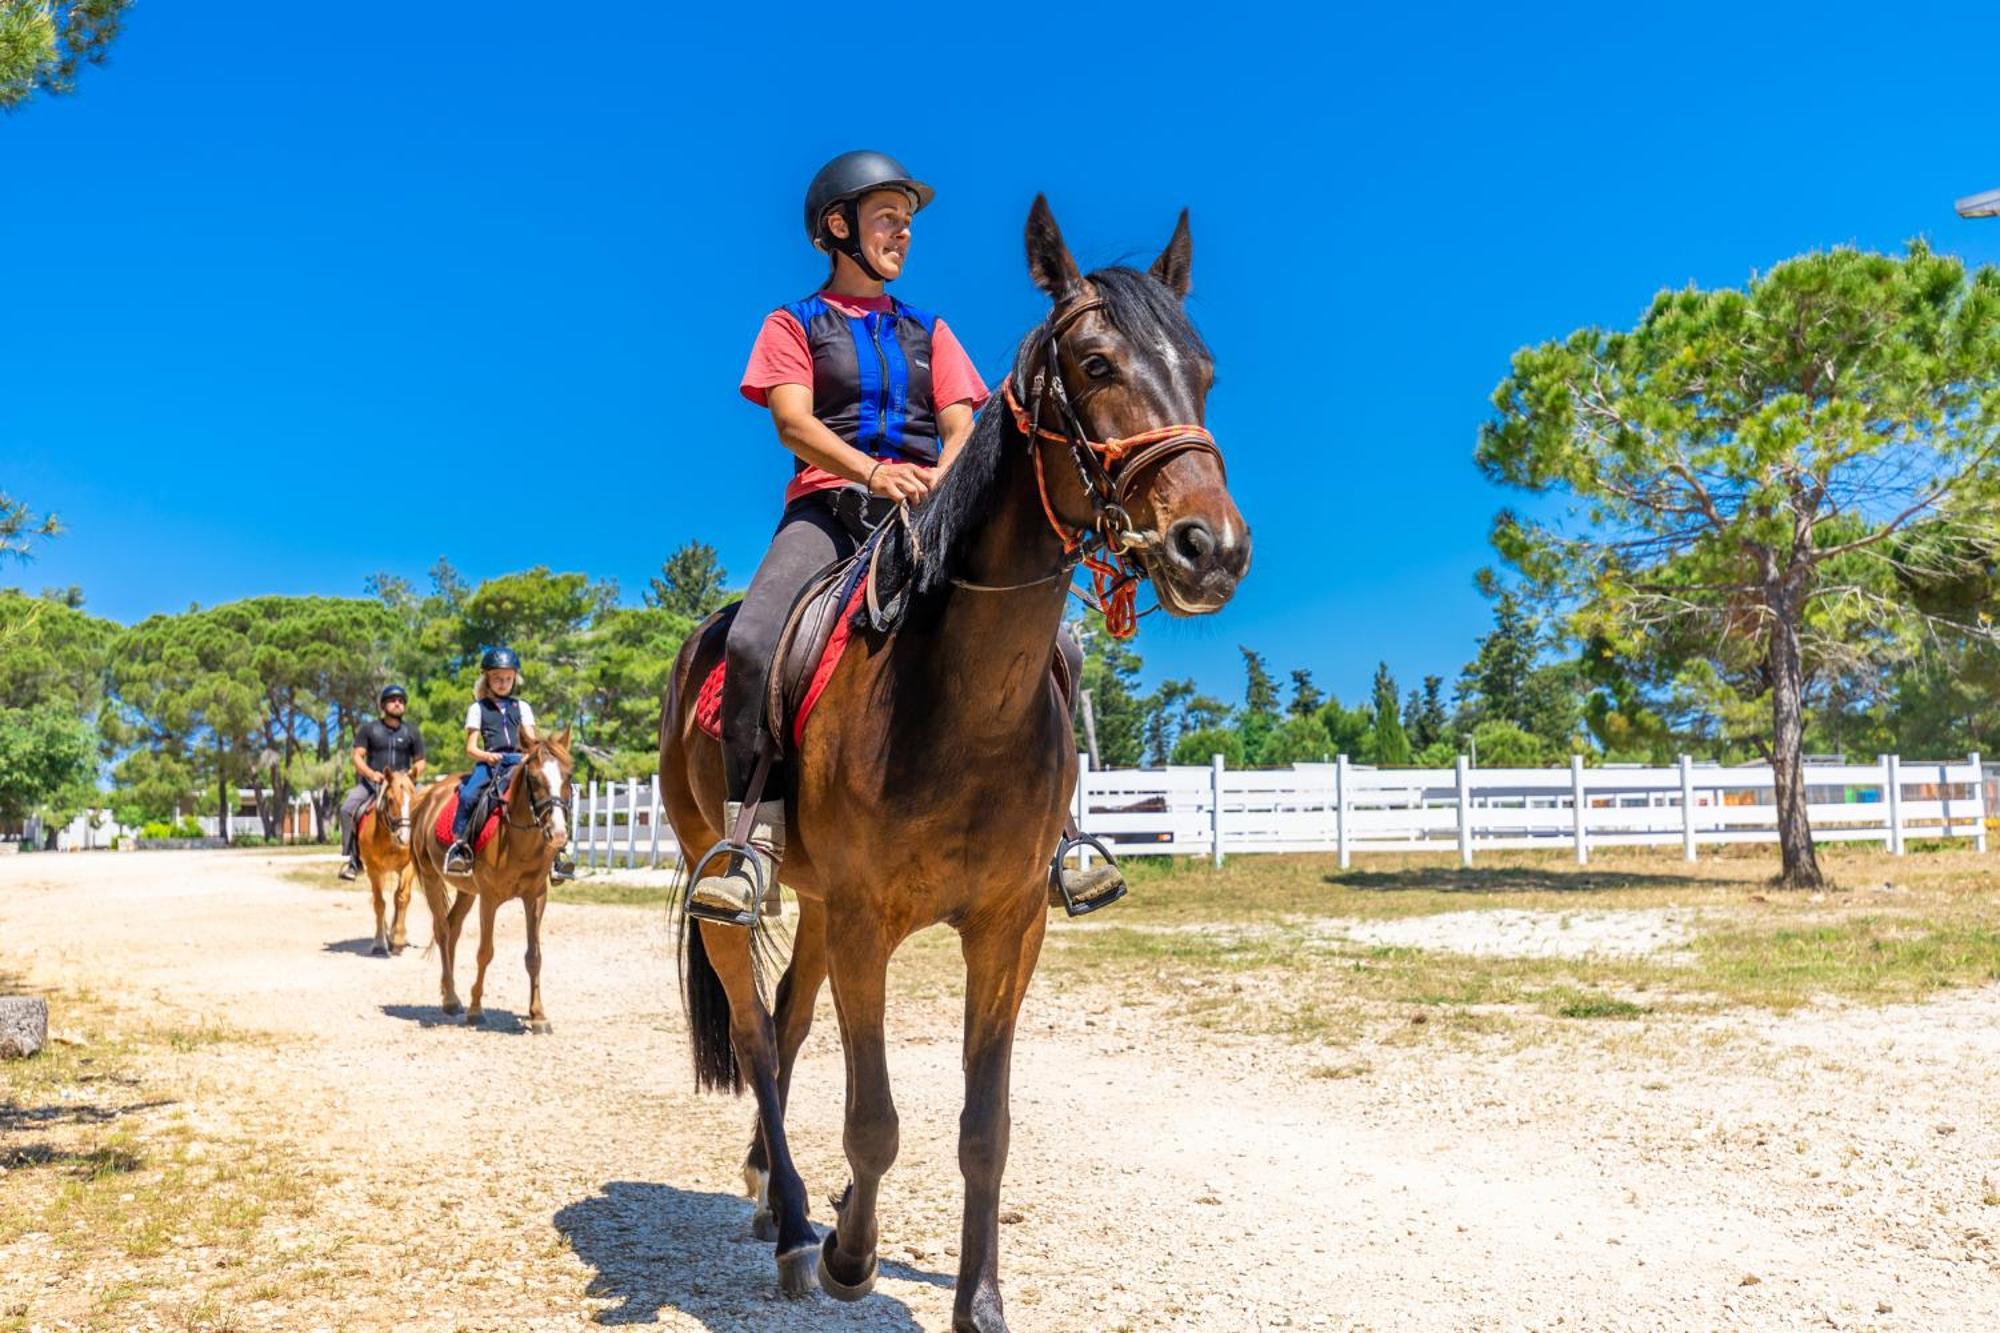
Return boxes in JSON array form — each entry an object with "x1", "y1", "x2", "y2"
[
  {"x1": 781, "y1": 295, "x2": 940, "y2": 466},
  {"x1": 476, "y1": 697, "x2": 526, "y2": 755}
]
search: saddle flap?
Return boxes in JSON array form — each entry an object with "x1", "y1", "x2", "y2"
[{"x1": 767, "y1": 564, "x2": 854, "y2": 751}]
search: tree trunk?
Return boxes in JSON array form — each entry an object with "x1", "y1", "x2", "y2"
[
  {"x1": 1767, "y1": 591, "x2": 1823, "y2": 889},
  {"x1": 216, "y1": 740, "x2": 231, "y2": 845}
]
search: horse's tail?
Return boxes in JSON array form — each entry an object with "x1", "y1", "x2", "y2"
[{"x1": 678, "y1": 906, "x2": 742, "y2": 1094}]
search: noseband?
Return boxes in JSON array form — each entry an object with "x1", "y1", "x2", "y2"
[
  {"x1": 502, "y1": 764, "x2": 570, "y2": 841},
  {"x1": 1002, "y1": 296, "x2": 1226, "y2": 636}
]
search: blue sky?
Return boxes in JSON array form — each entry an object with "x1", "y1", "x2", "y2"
[{"x1": 7, "y1": 1, "x2": 2000, "y2": 708}]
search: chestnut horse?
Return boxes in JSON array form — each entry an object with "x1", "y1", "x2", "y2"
[
  {"x1": 658, "y1": 197, "x2": 1249, "y2": 1329},
  {"x1": 355, "y1": 767, "x2": 420, "y2": 956},
  {"x1": 409, "y1": 729, "x2": 573, "y2": 1031}
]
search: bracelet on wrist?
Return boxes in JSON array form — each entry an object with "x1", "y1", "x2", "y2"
[{"x1": 867, "y1": 461, "x2": 883, "y2": 491}]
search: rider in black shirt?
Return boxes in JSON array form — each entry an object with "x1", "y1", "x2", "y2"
[{"x1": 339, "y1": 684, "x2": 428, "y2": 879}]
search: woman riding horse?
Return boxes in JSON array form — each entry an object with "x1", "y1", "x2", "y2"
[
  {"x1": 661, "y1": 194, "x2": 1248, "y2": 1328},
  {"x1": 692, "y1": 150, "x2": 1123, "y2": 924}
]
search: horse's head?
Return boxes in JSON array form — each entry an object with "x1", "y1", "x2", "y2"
[
  {"x1": 380, "y1": 769, "x2": 417, "y2": 849},
  {"x1": 518, "y1": 727, "x2": 574, "y2": 852},
  {"x1": 1016, "y1": 196, "x2": 1250, "y2": 616}
]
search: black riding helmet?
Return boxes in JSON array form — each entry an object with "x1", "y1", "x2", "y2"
[
  {"x1": 481, "y1": 647, "x2": 520, "y2": 671},
  {"x1": 379, "y1": 684, "x2": 408, "y2": 704},
  {"x1": 804, "y1": 150, "x2": 934, "y2": 282}
]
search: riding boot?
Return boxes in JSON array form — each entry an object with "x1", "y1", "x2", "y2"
[
  {"x1": 688, "y1": 801, "x2": 784, "y2": 925},
  {"x1": 549, "y1": 849, "x2": 576, "y2": 884},
  {"x1": 444, "y1": 841, "x2": 475, "y2": 876},
  {"x1": 338, "y1": 859, "x2": 360, "y2": 881}
]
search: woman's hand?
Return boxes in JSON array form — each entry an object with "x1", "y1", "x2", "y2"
[{"x1": 868, "y1": 461, "x2": 933, "y2": 504}]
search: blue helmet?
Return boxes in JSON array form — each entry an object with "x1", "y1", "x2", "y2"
[
  {"x1": 378, "y1": 683, "x2": 408, "y2": 704},
  {"x1": 481, "y1": 646, "x2": 521, "y2": 671}
]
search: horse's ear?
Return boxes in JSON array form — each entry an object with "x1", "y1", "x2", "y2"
[
  {"x1": 555, "y1": 725, "x2": 572, "y2": 750},
  {"x1": 1150, "y1": 208, "x2": 1192, "y2": 300},
  {"x1": 1025, "y1": 194, "x2": 1084, "y2": 303}
]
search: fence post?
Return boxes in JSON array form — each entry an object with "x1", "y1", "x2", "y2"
[
  {"x1": 648, "y1": 774, "x2": 662, "y2": 868},
  {"x1": 1886, "y1": 754, "x2": 1905, "y2": 856},
  {"x1": 1678, "y1": 755, "x2": 1697, "y2": 862},
  {"x1": 1571, "y1": 753, "x2": 1588, "y2": 866},
  {"x1": 624, "y1": 772, "x2": 640, "y2": 868},
  {"x1": 1073, "y1": 752, "x2": 1092, "y2": 870},
  {"x1": 1971, "y1": 752, "x2": 1987, "y2": 854},
  {"x1": 1455, "y1": 755, "x2": 1473, "y2": 868},
  {"x1": 1210, "y1": 753, "x2": 1226, "y2": 868},
  {"x1": 586, "y1": 780, "x2": 599, "y2": 870},
  {"x1": 1335, "y1": 754, "x2": 1350, "y2": 870}
]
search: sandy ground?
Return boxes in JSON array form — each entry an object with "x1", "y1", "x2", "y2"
[{"x1": 4, "y1": 852, "x2": 2000, "y2": 1331}]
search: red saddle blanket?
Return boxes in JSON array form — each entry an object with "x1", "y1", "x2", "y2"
[
  {"x1": 431, "y1": 782, "x2": 508, "y2": 851},
  {"x1": 694, "y1": 580, "x2": 869, "y2": 747}
]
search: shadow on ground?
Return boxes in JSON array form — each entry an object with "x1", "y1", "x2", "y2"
[
  {"x1": 379, "y1": 1003, "x2": 524, "y2": 1033},
  {"x1": 0, "y1": 1097, "x2": 174, "y2": 1132},
  {"x1": 555, "y1": 1180, "x2": 949, "y2": 1328},
  {"x1": 322, "y1": 937, "x2": 396, "y2": 956},
  {"x1": 1329, "y1": 866, "x2": 1716, "y2": 895}
]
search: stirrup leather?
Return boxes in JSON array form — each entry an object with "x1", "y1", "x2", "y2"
[{"x1": 1048, "y1": 831, "x2": 1127, "y2": 917}]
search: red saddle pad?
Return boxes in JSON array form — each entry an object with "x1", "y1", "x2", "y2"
[
  {"x1": 432, "y1": 785, "x2": 505, "y2": 851},
  {"x1": 694, "y1": 580, "x2": 868, "y2": 747}
]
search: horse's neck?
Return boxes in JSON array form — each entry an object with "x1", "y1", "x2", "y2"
[{"x1": 893, "y1": 430, "x2": 1074, "y2": 734}]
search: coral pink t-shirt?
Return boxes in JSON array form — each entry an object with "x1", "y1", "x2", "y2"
[{"x1": 740, "y1": 292, "x2": 989, "y2": 503}]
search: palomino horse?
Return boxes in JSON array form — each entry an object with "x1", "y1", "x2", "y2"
[
  {"x1": 658, "y1": 197, "x2": 1248, "y2": 1329},
  {"x1": 409, "y1": 729, "x2": 573, "y2": 1031},
  {"x1": 355, "y1": 767, "x2": 421, "y2": 956}
]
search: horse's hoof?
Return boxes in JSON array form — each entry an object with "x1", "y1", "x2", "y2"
[
  {"x1": 370, "y1": 943, "x2": 388, "y2": 957},
  {"x1": 817, "y1": 1230, "x2": 877, "y2": 1303},
  {"x1": 777, "y1": 1241, "x2": 819, "y2": 1298},
  {"x1": 750, "y1": 1207, "x2": 779, "y2": 1242},
  {"x1": 527, "y1": 1019, "x2": 553, "y2": 1036},
  {"x1": 465, "y1": 1011, "x2": 484, "y2": 1027},
  {"x1": 441, "y1": 1000, "x2": 463, "y2": 1016}
]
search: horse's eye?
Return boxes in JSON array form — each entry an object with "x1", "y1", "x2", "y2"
[{"x1": 1081, "y1": 355, "x2": 1114, "y2": 381}]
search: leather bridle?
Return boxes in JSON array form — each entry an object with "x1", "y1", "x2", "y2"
[{"x1": 1000, "y1": 294, "x2": 1226, "y2": 635}]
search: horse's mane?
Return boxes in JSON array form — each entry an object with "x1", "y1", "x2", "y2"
[{"x1": 869, "y1": 265, "x2": 1210, "y2": 630}]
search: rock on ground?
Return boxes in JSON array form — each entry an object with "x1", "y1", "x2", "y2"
[{"x1": 0, "y1": 994, "x2": 47, "y2": 1059}]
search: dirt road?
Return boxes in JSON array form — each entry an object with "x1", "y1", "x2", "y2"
[{"x1": 4, "y1": 851, "x2": 1999, "y2": 1331}]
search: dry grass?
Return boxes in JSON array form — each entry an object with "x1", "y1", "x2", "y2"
[{"x1": 0, "y1": 994, "x2": 323, "y2": 1330}]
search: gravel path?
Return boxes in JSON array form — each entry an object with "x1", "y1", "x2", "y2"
[{"x1": 4, "y1": 851, "x2": 1999, "y2": 1331}]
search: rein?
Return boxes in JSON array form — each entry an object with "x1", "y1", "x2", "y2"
[
  {"x1": 500, "y1": 754, "x2": 569, "y2": 841},
  {"x1": 1001, "y1": 296, "x2": 1225, "y2": 637}
]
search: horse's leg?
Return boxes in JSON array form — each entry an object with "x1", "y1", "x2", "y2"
[
  {"x1": 522, "y1": 890, "x2": 550, "y2": 1034},
  {"x1": 368, "y1": 860, "x2": 390, "y2": 956},
  {"x1": 746, "y1": 897, "x2": 829, "y2": 1241},
  {"x1": 697, "y1": 919, "x2": 818, "y2": 1296},
  {"x1": 950, "y1": 901, "x2": 1048, "y2": 1333},
  {"x1": 465, "y1": 892, "x2": 499, "y2": 1026},
  {"x1": 819, "y1": 921, "x2": 897, "y2": 1302},
  {"x1": 389, "y1": 864, "x2": 413, "y2": 953},
  {"x1": 439, "y1": 889, "x2": 475, "y2": 1015}
]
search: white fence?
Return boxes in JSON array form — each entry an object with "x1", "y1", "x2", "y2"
[{"x1": 567, "y1": 754, "x2": 1991, "y2": 872}]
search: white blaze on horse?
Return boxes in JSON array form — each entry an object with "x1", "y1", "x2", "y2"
[{"x1": 408, "y1": 729, "x2": 574, "y2": 1032}]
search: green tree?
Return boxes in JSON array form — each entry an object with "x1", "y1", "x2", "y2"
[
  {"x1": 1314, "y1": 697, "x2": 1373, "y2": 758},
  {"x1": 1073, "y1": 620, "x2": 1145, "y2": 766},
  {"x1": 1260, "y1": 713, "x2": 1333, "y2": 765},
  {"x1": 646, "y1": 541, "x2": 731, "y2": 620},
  {"x1": 0, "y1": 0, "x2": 129, "y2": 111},
  {"x1": 1403, "y1": 674, "x2": 1449, "y2": 751},
  {"x1": 1141, "y1": 677, "x2": 1194, "y2": 766},
  {"x1": 1468, "y1": 719, "x2": 1551, "y2": 767},
  {"x1": 1171, "y1": 726, "x2": 1244, "y2": 767},
  {"x1": 0, "y1": 705, "x2": 95, "y2": 824},
  {"x1": 1366, "y1": 662, "x2": 1411, "y2": 765},
  {"x1": 1479, "y1": 243, "x2": 2000, "y2": 887},
  {"x1": 1288, "y1": 668, "x2": 1323, "y2": 718},
  {"x1": 0, "y1": 489, "x2": 58, "y2": 559},
  {"x1": 1238, "y1": 646, "x2": 1279, "y2": 762}
]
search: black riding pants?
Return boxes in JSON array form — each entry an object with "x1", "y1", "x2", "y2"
[{"x1": 722, "y1": 493, "x2": 859, "y2": 803}]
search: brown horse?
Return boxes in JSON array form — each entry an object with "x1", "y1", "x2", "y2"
[
  {"x1": 658, "y1": 197, "x2": 1249, "y2": 1329},
  {"x1": 409, "y1": 729, "x2": 573, "y2": 1032},
  {"x1": 355, "y1": 767, "x2": 421, "y2": 956}
]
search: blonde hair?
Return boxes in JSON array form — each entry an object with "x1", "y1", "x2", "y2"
[{"x1": 473, "y1": 669, "x2": 521, "y2": 702}]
